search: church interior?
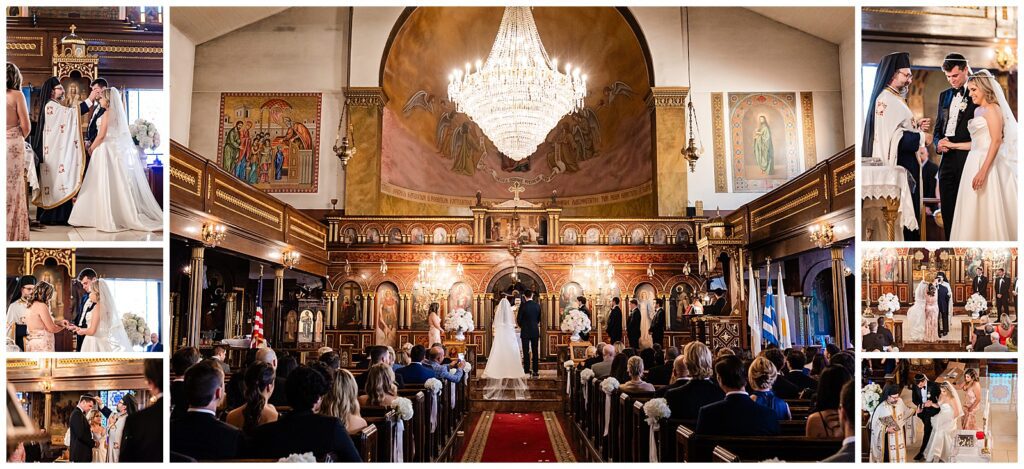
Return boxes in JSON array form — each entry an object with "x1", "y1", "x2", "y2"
[
  {"x1": 6, "y1": 358, "x2": 163, "y2": 463},
  {"x1": 5, "y1": 6, "x2": 165, "y2": 242},
  {"x1": 168, "y1": 6, "x2": 856, "y2": 462},
  {"x1": 861, "y1": 247, "x2": 1018, "y2": 353},
  {"x1": 861, "y1": 358, "x2": 1018, "y2": 463},
  {"x1": 860, "y1": 6, "x2": 1018, "y2": 241},
  {"x1": 6, "y1": 248, "x2": 164, "y2": 353}
]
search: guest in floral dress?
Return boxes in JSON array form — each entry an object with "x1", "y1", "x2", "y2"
[{"x1": 6, "y1": 63, "x2": 30, "y2": 241}]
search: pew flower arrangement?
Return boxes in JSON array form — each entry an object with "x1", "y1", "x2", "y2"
[
  {"x1": 579, "y1": 368, "x2": 595, "y2": 384},
  {"x1": 563, "y1": 359, "x2": 575, "y2": 370},
  {"x1": 460, "y1": 362, "x2": 472, "y2": 380},
  {"x1": 862, "y1": 383, "x2": 882, "y2": 413},
  {"x1": 643, "y1": 398, "x2": 670, "y2": 422},
  {"x1": 560, "y1": 309, "x2": 592, "y2": 342},
  {"x1": 600, "y1": 377, "x2": 619, "y2": 394},
  {"x1": 122, "y1": 313, "x2": 151, "y2": 347},
  {"x1": 444, "y1": 308, "x2": 475, "y2": 340},
  {"x1": 424, "y1": 378, "x2": 442, "y2": 395},
  {"x1": 392, "y1": 396, "x2": 414, "y2": 421},
  {"x1": 876, "y1": 293, "x2": 900, "y2": 317},
  {"x1": 278, "y1": 452, "x2": 316, "y2": 463},
  {"x1": 965, "y1": 294, "x2": 988, "y2": 319}
]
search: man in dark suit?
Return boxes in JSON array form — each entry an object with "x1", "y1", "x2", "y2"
[
  {"x1": 120, "y1": 359, "x2": 163, "y2": 462},
  {"x1": 626, "y1": 299, "x2": 642, "y2": 350},
  {"x1": 395, "y1": 344, "x2": 436, "y2": 384},
  {"x1": 605, "y1": 297, "x2": 623, "y2": 345},
  {"x1": 784, "y1": 350, "x2": 817, "y2": 393},
  {"x1": 79, "y1": 77, "x2": 108, "y2": 152},
  {"x1": 862, "y1": 322, "x2": 887, "y2": 351},
  {"x1": 650, "y1": 298, "x2": 666, "y2": 346},
  {"x1": 250, "y1": 365, "x2": 361, "y2": 462},
  {"x1": 517, "y1": 291, "x2": 542, "y2": 377},
  {"x1": 355, "y1": 346, "x2": 405, "y2": 389},
  {"x1": 994, "y1": 268, "x2": 1012, "y2": 318},
  {"x1": 762, "y1": 348, "x2": 801, "y2": 399},
  {"x1": 170, "y1": 347, "x2": 201, "y2": 420},
  {"x1": 646, "y1": 346, "x2": 677, "y2": 386},
  {"x1": 875, "y1": 317, "x2": 895, "y2": 348},
  {"x1": 576, "y1": 296, "x2": 591, "y2": 342},
  {"x1": 822, "y1": 381, "x2": 856, "y2": 462},
  {"x1": 583, "y1": 343, "x2": 605, "y2": 369},
  {"x1": 696, "y1": 355, "x2": 779, "y2": 436},
  {"x1": 74, "y1": 269, "x2": 98, "y2": 352},
  {"x1": 68, "y1": 395, "x2": 98, "y2": 462},
  {"x1": 705, "y1": 290, "x2": 728, "y2": 316},
  {"x1": 655, "y1": 354, "x2": 690, "y2": 397},
  {"x1": 665, "y1": 342, "x2": 726, "y2": 417},
  {"x1": 933, "y1": 54, "x2": 977, "y2": 240},
  {"x1": 145, "y1": 333, "x2": 163, "y2": 352},
  {"x1": 973, "y1": 267, "x2": 989, "y2": 300},
  {"x1": 170, "y1": 360, "x2": 244, "y2": 461},
  {"x1": 911, "y1": 373, "x2": 941, "y2": 461},
  {"x1": 936, "y1": 272, "x2": 951, "y2": 337}
]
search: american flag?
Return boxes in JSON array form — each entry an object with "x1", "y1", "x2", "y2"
[{"x1": 250, "y1": 269, "x2": 264, "y2": 348}]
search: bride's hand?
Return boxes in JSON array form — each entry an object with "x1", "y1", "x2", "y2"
[{"x1": 971, "y1": 166, "x2": 990, "y2": 191}]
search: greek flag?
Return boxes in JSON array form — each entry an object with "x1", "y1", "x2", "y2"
[{"x1": 762, "y1": 280, "x2": 779, "y2": 347}]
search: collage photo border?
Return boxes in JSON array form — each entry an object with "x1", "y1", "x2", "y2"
[{"x1": 0, "y1": 0, "x2": 1023, "y2": 465}]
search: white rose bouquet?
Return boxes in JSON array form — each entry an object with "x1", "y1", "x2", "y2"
[
  {"x1": 600, "y1": 377, "x2": 620, "y2": 394},
  {"x1": 278, "y1": 452, "x2": 316, "y2": 463},
  {"x1": 423, "y1": 378, "x2": 442, "y2": 395},
  {"x1": 563, "y1": 359, "x2": 576, "y2": 370},
  {"x1": 643, "y1": 397, "x2": 671, "y2": 422},
  {"x1": 876, "y1": 293, "x2": 900, "y2": 315},
  {"x1": 129, "y1": 118, "x2": 161, "y2": 151},
  {"x1": 579, "y1": 368, "x2": 595, "y2": 384},
  {"x1": 392, "y1": 396, "x2": 414, "y2": 421},
  {"x1": 862, "y1": 383, "x2": 882, "y2": 413},
  {"x1": 122, "y1": 313, "x2": 151, "y2": 347},
  {"x1": 443, "y1": 308, "x2": 475, "y2": 340},
  {"x1": 560, "y1": 308, "x2": 592, "y2": 341},
  {"x1": 965, "y1": 293, "x2": 988, "y2": 318}
]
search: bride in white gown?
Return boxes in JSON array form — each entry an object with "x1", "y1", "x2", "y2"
[
  {"x1": 924, "y1": 382, "x2": 963, "y2": 462},
  {"x1": 74, "y1": 279, "x2": 134, "y2": 352},
  {"x1": 68, "y1": 87, "x2": 163, "y2": 232},
  {"x1": 480, "y1": 297, "x2": 529, "y2": 399},
  {"x1": 947, "y1": 70, "x2": 1018, "y2": 241},
  {"x1": 905, "y1": 281, "x2": 927, "y2": 342}
]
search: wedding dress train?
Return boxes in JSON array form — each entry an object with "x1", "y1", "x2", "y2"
[
  {"x1": 480, "y1": 298, "x2": 529, "y2": 400},
  {"x1": 905, "y1": 281, "x2": 927, "y2": 342},
  {"x1": 924, "y1": 402, "x2": 959, "y2": 462}
]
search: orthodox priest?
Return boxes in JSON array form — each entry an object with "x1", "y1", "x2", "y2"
[
  {"x1": 29, "y1": 77, "x2": 86, "y2": 225},
  {"x1": 869, "y1": 384, "x2": 916, "y2": 462},
  {"x1": 863, "y1": 52, "x2": 931, "y2": 241},
  {"x1": 6, "y1": 275, "x2": 36, "y2": 351}
]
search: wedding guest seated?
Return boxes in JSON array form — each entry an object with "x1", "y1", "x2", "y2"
[
  {"x1": 210, "y1": 345, "x2": 232, "y2": 376},
  {"x1": 119, "y1": 359, "x2": 164, "y2": 462},
  {"x1": 809, "y1": 353, "x2": 827, "y2": 380},
  {"x1": 426, "y1": 346, "x2": 465, "y2": 383},
  {"x1": 318, "y1": 346, "x2": 334, "y2": 356},
  {"x1": 647, "y1": 346, "x2": 678, "y2": 386},
  {"x1": 972, "y1": 323, "x2": 995, "y2": 351},
  {"x1": 828, "y1": 351, "x2": 856, "y2": 377},
  {"x1": 665, "y1": 341, "x2": 724, "y2": 420},
  {"x1": 321, "y1": 369, "x2": 367, "y2": 434},
  {"x1": 170, "y1": 360, "x2": 244, "y2": 461},
  {"x1": 806, "y1": 365, "x2": 852, "y2": 439},
  {"x1": 822, "y1": 382, "x2": 856, "y2": 462},
  {"x1": 356, "y1": 346, "x2": 406, "y2": 390},
  {"x1": 984, "y1": 331, "x2": 1009, "y2": 352},
  {"x1": 320, "y1": 351, "x2": 342, "y2": 373},
  {"x1": 610, "y1": 349, "x2": 635, "y2": 383},
  {"x1": 251, "y1": 348, "x2": 290, "y2": 408},
  {"x1": 997, "y1": 314, "x2": 1015, "y2": 345},
  {"x1": 430, "y1": 343, "x2": 453, "y2": 365},
  {"x1": 696, "y1": 355, "x2": 780, "y2": 436},
  {"x1": 394, "y1": 349, "x2": 412, "y2": 370},
  {"x1": 359, "y1": 363, "x2": 399, "y2": 407},
  {"x1": 655, "y1": 354, "x2": 690, "y2": 397},
  {"x1": 395, "y1": 345, "x2": 435, "y2": 384},
  {"x1": 760, "y1": 348, "x2": 800, "y2": 400},
  {"x1": 748, "y1": 356, "x2": 791, "y2": 420},
  {"x1": 171, "y1": 347, "x2": 202, "y2": 420},
  {"x1": 639, "y1": 348, "x2": 656, "y2": 371},
  {"x1": 225, "y1": 362, "x2": 278, "y2": 434},
  {"x1": 619, "y1": 356, "x2": 655, "y2": 393},
  {"x1": 714, "y1": 347, "x2": 735, "y2": 362},
  {"x1": 582, "y1": 344, "x2": 602, "y2": 369},
  {"x1": 591, "y1": 344, "x2": 616, "y2": 378},
  {"x1": 862, "y1": 322, "x2": 886, "y2": 351},
  {"x1": 612, "y1": 341, "x2": 625, "y2": 354},
  {"x1": 249, "y1": 365, "x2": 361, "y2": 462},
  {"x1": 652, "y1": 343, "x2": 665, "y2": 366},
  {"x1": 784, "y1": 350, "x2": 817, "y2": 392},
  {"x1": 876, "y1": 317, "x2": 895, "y2": 348}
]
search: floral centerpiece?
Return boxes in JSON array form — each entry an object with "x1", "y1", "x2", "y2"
[
  {"x1": 862, "y1": 383, "x2": 882, "y2": 413},
  {"x1": 965, "y1": 293, "x2": 988, "y2": 319},
  {"x1": 560, "y1": 308, "x2": 592, "y2": 342},
  {"x1": 122, "y1": 313, "x2": 151, "y2": 347},
  {"x1": 876, "y1": 293, "x2": 900, "y2": 318},
  {"x1": 129, "y1": 118, "x2": 161, "y2": 165},
  {"x1": 443, "y1": 308, "x2": 474, "y2": 341}
]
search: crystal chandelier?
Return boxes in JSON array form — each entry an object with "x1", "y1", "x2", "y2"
[
  {"x1": 448, "y1": 7, "x2": 587, "y2": 161},
  {"x1": 414, "y1": 253, "x2": 462, "y2": 301}
]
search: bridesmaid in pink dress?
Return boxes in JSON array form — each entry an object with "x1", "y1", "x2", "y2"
[
  {"x1": 6, "y1": 63, "x2": 30, "y2": 241},
  {"x1": 24, "y1": 282, "x2": 65, "y2": 352},
  {"x1": 960, "y1": 368, "x2": 982, "y2": 429},
  {"x1": 924, "y1": 282, "x2": 940, "y2": 342}
]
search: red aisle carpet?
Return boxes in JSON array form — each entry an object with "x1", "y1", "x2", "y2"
[{"x1": 461, "y1": 412, "x2": 576, "y2": 462}]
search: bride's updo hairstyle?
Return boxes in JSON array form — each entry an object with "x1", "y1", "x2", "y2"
[
  {"x1": 29, "y1": 281, "x2": 54, "y2": 305},
  {"x1": 968, "y1": 72, "x2": 998, "y2": 105}
]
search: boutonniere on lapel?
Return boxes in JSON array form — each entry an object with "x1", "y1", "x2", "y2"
[{"x1": 957, "y1": 100, "x2": 969, "y2": 112}]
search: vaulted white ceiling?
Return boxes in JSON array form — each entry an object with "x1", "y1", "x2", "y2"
[
  {"x1": 171, "y1": 7, "x2": 288, "y2": 44},
  {"x1": 745, "y1": 7, "x2": 855, "y2": 45}
]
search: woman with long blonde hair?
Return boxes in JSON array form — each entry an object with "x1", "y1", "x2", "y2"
[
  {"x1": 320, "y1": 369, "x2": 367, "y2": 433},
  {"x1": 358, "y1": 363, "x2": 398, "y2": 407}
]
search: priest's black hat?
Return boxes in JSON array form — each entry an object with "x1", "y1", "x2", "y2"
[
  {"x1": 886, "y1": 52, "x2": 911, "y2": 70},
  {"x1": 881, "y1": 384, "x2": 901, "y2": 398}
]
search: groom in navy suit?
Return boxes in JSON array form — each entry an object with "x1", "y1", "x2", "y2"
[
  {"x1": 517, "y1": 291, "x2": 542, "y2": 378},
  {"x1": 936, "y1": 272, "x2": 951, "y2": 337}
]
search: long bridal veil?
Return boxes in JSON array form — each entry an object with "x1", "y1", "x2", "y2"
[
  {"x1": 481, "y1": 297, "x2": 529, "y2": 399},
  {"x1": 97, "y1": 279, "x2": 135, "y2": 352},
  {"x1": 905, "y1": 280, "x2": 927, "y2": 342},
  {"x1": 976, "y1": 69, "x2": 1018, "y2": 167}
]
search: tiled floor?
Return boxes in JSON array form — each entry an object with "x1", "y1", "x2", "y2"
[
  {"x1": 27, "y1": 225, "x2": 163, "y2": 242},
  {"x1": 899, "y1": 374, "x2": 1017, "y2": 462}
]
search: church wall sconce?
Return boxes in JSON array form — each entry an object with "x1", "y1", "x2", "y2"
[
  {"x1": 182, "y1": 265, "x2": 192, "y2": 277},
  {"x1": 281, "y1": 250, "x2": 300, "y2": 270},
  {"x1": 200, "y1": 222, "x2": 227, "y2": 247},
  {"x1": 808, "y1": 222, "x2": 835, "y2": 248},
  {"x1": 995, "y1": 44, "x2": 1017, "y2": 72}
]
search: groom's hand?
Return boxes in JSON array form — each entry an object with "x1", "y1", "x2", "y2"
[{"x1": 919, "y1": 118, "x2": 932, "y2": 133}]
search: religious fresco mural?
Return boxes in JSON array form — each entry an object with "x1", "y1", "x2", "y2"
[
  {"x1": 485, "y1": 213, "x2": 545, "y2": 244},
  {"x1": 727, "y1": 92, "x2": 801, "y2": 193},
  {"x1": 216, "y1": 92, "x2": 321, "y2": 193},
  {"x1": 411, "y1": 288, "x2": 433, "y2": 330},
  {"x1": 559, "y1": 282, "x2": 583, "y2": 316},
  {"x1": 338, "y1": 281, "x2": 363, "y2": 327},
  {"x1": 669, "y1": 282, "x2": 696, "y2": 330},
  {"x1": 374, "y1": 282, "x2": 399, "y2": 346},
  {"x1": 449, "y1": 282, "x2": 473, "y2": 314},
  {"x1": 380, "y1": 7, "x2": 653, "y2": 209}
]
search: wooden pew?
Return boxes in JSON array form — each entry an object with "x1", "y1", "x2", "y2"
[
  {"x1": 395, "y1": 390, "x2": 426, "y2": 462},
  {"x1": 361, "y1": 409, "x2": 397, "y2": 463},
  {"x1": 605, "y1": 389, "x2": 622, "y2": 462},
  {"x1": 349, "y1": 424, "x2": 378, "y2": 462},
  {"x1": 401, "y1": 385, "x2": 440, "y2": 461},
  {"x1": 618, "y1": 391, "x2": 656, "y2": 462},
  {"x1": 675, "y1": 424, "x2": 842, "y2": 462}
]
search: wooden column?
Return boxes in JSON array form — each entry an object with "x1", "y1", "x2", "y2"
[
  {"x1": 271, "y1": 267, "x2": 285, "y2": 346},
  {"x1": 187, "y1": 245, "x2": 205, "y2": 347},
  {"x1": 367, "y1": 293, "x2": 376, "y2": 334},
  {"x1": 830, "y1": 245, "x2": 851, "y2": 349},
  {"x1": 471, "y1": 294, "x2": 481, "y2": 326},
  {"x1": 397, "y1": 294, "x2": 406, "y2": 329},
  {"x1": 361, "y1": 294, "x2": 370, "y2": 329},
  {"x1": 44, "y1": 393, "x2": 52, "y2": 430}
]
